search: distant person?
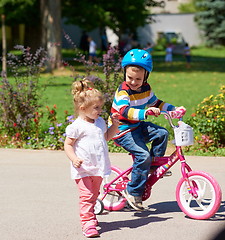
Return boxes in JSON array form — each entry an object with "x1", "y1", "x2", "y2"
[
  {"x1": 79, "y1": 31, "x2": 89, "y2": 56},
  {"x1": 101, "y1": 30, "x2": 108, "y2": 52},
  {"x1": 88, "y1": 37, "x2": 99, "y2": 63},
  {"x1": 165, "y1": 43, "x2": 173, "y2": 64},
  {"x1": 184, "y1": 43, "x2": 191, "y2": 69}
]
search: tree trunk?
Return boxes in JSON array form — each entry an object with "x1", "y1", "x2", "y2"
[
  {"x1": 40, "y1": 0, "x2": 62, "y2": 72},
  {"x1": 24, "y1": 25, "x2": 41, "y2": 52},
  {"x1": 1, "y1": 14, "x2": 7, "y2": 76}
]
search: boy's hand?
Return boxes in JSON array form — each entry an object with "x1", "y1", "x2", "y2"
[
  {"x1": 72, "y1": 158, "x2": 83, "y2": 168},
  {"x1": 111, "y1": 112, "x2": 120, "y2": 126},
  {"x1": 146, "y1": 107, "x2": 160, "y2": 117}
]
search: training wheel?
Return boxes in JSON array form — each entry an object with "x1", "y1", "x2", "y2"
[{"x1": 94, "y1": 198, "x2": 104, "y2": 215}]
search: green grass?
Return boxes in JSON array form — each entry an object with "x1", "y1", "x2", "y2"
[
  {"x1": 28, "y1": 47, "x2": 225, "y2": 155},
  {"x1": 43, "y1": 47, "x2": 225, "y2": 126}
]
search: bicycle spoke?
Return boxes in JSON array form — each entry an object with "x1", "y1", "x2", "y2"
[
  {"x1": 187, "y1": 195, "x2": 193, "y2": 206},
  {"x1": 196, "y1": 181, "x2": 206, "y2": 197},
  {"x1": 195, "y1": 199, "x2": 207, "y2": 211}
]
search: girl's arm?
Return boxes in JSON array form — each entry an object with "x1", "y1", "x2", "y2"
[
  {"x1": 64, "y1": 137, "x2": 83, "y2": 168},
  {"x1": 105, "y1": 113, "x2": 120, "y2": 141}
]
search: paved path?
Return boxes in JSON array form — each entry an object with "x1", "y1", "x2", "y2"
[{"x1": 0, "y1": 149, "x2": 225, "y2": 240}]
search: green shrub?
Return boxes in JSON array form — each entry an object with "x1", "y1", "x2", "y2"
[
  {"x1": 0, "y1": 46, "x2": 47, "y2": 141},
  {"x1": 187, "y1": 85, "x2": 225, "y2": 152}
]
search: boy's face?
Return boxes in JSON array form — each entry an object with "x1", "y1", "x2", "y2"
[{"x1": 125, "y1": 67, "x2": 145, "y2": 91}]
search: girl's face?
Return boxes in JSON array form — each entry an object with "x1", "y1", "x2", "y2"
[
  {"x1": 125, "y1": 67, "x2": 145, "y2": 91},
  {"x1": 81, "y1": 100, "x2": 103, "y2": 123}
]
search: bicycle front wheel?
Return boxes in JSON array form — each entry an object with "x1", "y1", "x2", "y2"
[
  {"x1": 176, "y1": 171, "x2": 222, "y2": 220},
  {"x1": 100, "y1": 166, "x2": 127, "y2": 211}
]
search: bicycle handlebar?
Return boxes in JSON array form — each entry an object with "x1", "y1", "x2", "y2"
[
  {"x1": 161, "y1": 111, "x2": 177, "y2": 128},
  {"x1": 146, "y1": 109, "x2": 186, "y2": 128}
]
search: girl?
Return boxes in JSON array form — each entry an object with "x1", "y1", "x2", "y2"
[{"x1": 64, "y1": 79, "x2": 119, "y2": 238}]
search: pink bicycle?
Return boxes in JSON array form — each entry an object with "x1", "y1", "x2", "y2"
[{"x1": 95, "y1": 111, "x2": 222, "y2": 220}]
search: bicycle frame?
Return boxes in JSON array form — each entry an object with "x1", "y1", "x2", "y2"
[
  {"x1": 101, "y1": 145, "x2": 198, "y2": 203},
  {"x1": 101, "y1": 111, "x2": 198, "y2": 202}
]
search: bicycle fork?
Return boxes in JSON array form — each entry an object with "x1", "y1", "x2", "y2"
[{"x1": 181, "y1": 160, "x2": 198, "y2": 198}]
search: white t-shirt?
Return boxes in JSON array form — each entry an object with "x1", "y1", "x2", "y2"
[
  {"x1": 65, "y1": 117, "x2": 111, "y2": 179},
  {"x1": 89, "y1": 40, "x2": 96, "y2": 54}
]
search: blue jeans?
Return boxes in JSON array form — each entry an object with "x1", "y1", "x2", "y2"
[{"x1": 114, "y1": 121, "x2": 168, "y2": 197}]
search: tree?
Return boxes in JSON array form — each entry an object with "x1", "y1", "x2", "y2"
[
  {"x1": 40, "y1": 0, "x2": 62, "y2": 70},
  {"x1": 1, "y1": 0, "x2": 62, "y2": 71},
  {"x1": 1, "y1": 0, "x2": 41, "y2": 50},
  {"x1": 195, "y1": 0, "x2": 225, "y2": 46},
  {"x1": 62, "y1": 0, "x2": 164, "y2": 41},
  {"x1": 178, "y1": 0, "x2": 198, "y2": 13}
]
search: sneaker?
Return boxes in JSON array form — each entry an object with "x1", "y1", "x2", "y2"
[
  {"x1": 123, "y1": 190, "x2": 144, "y2": 211},
  {"x1": 83, "y1": 226, "x2": 100, "y2": 238}
]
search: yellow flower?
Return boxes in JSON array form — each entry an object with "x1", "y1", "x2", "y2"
[{"x1": 208, "y1": 120, "x2": 211, "y2": 123}]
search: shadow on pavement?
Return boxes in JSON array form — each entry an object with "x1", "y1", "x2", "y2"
[{"x1": 99, "y1": 214, "x2": 172, "y2": 234}]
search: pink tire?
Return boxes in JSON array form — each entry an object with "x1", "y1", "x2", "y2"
[
  {"x1": 176, "y1": 171, "x2": 222, "y2": 220},
  {"x1": 100, "y1": 166, "x2": 127, "y2": 211}
]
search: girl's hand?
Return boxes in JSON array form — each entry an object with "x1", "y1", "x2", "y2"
[
  {"x1": 72, "y1": 158, "x2": 83, "y2": 168},
  {"x1": 111, "y1": 112, "x2": 120, "y2": 126},
  {"x1": 146, "y1": 107, "x2": 160, "y2": 117}
]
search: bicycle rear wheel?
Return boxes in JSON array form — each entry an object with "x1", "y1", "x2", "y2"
[
  {"x1": 176, "y1": 171, "x2": 222, "y2": 220},
  {"x1": 100, "y1": 166, "x2": 127, "y2": 211}
]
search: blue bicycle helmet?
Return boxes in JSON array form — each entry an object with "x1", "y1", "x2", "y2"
[{"x1": 122, "y1": 49, "x2": 153, "y2": 72}]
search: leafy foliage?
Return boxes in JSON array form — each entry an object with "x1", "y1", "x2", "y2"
[
  {"x1": 178, "y1": 0, "x2": 198, "y2": 13},
  {"x1": 62, "y1": 0, "x2": 164, "y2": 37},
  {"x1": 64, "y1": 32, "x2": 122, "y2": 120},
  {"x1": 187, "y1": 85, "x2": 225, "y2": 152},
  {"x1": 0, "y1": 43, "x2": 123, "y2": 150},
  {"x1": 195, "y1": 0, "x2": 225, "y2": 46},
  {"x1": 0, "y1": 45, "x2": 47, "y2": 140}
]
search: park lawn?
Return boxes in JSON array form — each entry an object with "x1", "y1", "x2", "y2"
[
  {"x1": 41, "y1": 53, "x2": 225, "y2": 130},
  {"x1": 2, "y1": 46, "x2": 225, "y2": 155}
]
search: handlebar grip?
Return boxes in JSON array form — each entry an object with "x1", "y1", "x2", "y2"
[{"x1": 169, "y1": 109, "x2": 186, "y2": 119}]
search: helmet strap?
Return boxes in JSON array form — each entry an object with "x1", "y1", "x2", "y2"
[
  {"x1": 123, "y1": 70, "x2": 126, "y2": 81},
  {"x1": 144, "y1": 70, "x2": 149, "y2": 83}
]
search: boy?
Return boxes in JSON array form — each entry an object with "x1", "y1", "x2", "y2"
[{"x1": 110, "y1": 49, "x2": 185, "y2": 210}]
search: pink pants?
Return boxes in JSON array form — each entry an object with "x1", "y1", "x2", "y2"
[{"x1": 75, "y1": 176, "x2": 102, "y2": 231}]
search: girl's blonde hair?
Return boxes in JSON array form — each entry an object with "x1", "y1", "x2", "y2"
[{"x1": 72, "y1": 78, "x2": 104, "y2": 114}]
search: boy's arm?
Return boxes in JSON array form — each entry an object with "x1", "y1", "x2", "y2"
[
  {"x1": 112, "y1": 89, "x2": 147, "y2": 121},
  {"x1": 147, "y1": 91, "x2": 175, "y2": 111},
  {"x1": 64, "y1": 137, "x2": 83, "y2": 168}
]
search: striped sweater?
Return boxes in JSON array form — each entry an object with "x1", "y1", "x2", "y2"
[{"x1": 110, "y1": 82, "x2": 175, "y2": 136}]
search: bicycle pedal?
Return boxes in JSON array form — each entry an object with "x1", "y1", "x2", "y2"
[{"x1": 163, "y1": 171, "x2": 172, "y2": 177}]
